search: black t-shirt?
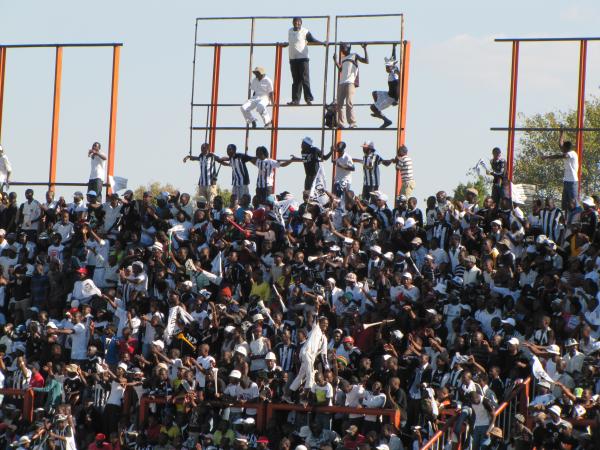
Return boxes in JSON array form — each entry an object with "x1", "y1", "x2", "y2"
[
  {"x1": 63, "y1": 376, "x2": 84, "y2": 400},
  {"x1": 301, "y1": 146, "x2": 322, "y2": 177}
]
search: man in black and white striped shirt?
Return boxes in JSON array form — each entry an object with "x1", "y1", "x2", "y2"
[
  {"x1": 353, "y1": 141, "x2": 393, "y2": 200},
  {"x1": 274, "y1": 330, "x2": 296, "y2": 373},
  {"x1": 251, "y1": 146, "x2": 294, "y2": 203},
  {"x1": 183, "y1": 143, "x2": 220, "y2": 204},
  {"x1": 219, "y1": 144, "x2": 252, "y2": 200},
  {"x1": 540, "y1": 197, "x2": 564, "y2": 243}
]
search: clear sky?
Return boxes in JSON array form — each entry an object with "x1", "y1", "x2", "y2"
[{"x1": 1, "y1": 0, "x2": 600, "y2": 204}]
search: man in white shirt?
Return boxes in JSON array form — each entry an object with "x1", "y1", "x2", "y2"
[
  {"x1": 87, "y1": 142, "x2": 107, "y2": 198},
  {"x1": 332, "y1": 142, "x2": 355, "y2": 198},
  {"x1": 0, "y1": 145, "x2": 12, "y2": 192},
  {"x1": 241, "y1": 67, "x2": 274, "y2": 128},
  {"x1": 542, "y1": 128, "x2": 579, "y2": 210},
  {"x1": 19, "y1": 189, "x2": 42, "y2": 239},
  {"x1": 333, "y1": 43, "x2": 368, "y2": 128},
  {"x1": 286, "y1": 17, "x2": 321, "y2": 105}
]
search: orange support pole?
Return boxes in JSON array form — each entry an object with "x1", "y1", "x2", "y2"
[
  {"x1": 106, "y1": 45, "x2": 120, "y2": 196},
  {"x1": 576, "y1": 39, "x2": 587, "y2": 194},
  {"x1": 209, "y1": 45, "x2": 222, "y2": 152},
  {"x1": 49, "y1": 46, "x2": 63, "y2": 190},
  {"x1": 0, "y1": 47, "x2": 6, "y2": 141},
  {"x1": 395, "y1": 40, "x2": 411, "y2": 196},
  {"x1": 270, "y1": 44, "x2": 283, "y2": 189},
  {"x1": 506, "y1": 41, "x2": 519, "y2": 185}
]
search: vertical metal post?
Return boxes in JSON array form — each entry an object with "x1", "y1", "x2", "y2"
[
  {"x1": 245, "y1": 18, "x2": 256, "y2": 154},
  {"x1": 189, "y1": 19, "x2": 199, "y2": 155},
  {"x1": 106, "y1": 45, "x2": 120, "y2": 196},
  {"x1": 506, "y1": 41, "x2": 519, "y2": 185},
  {"x1": 395, "y1": 40, "x2": 411, "y2": 196},
  {"x1": 49, "y1": 46, "x2": 63, "y2": 190},
  {"x1": 270, "y1": 44, "x2": 283, "y2": 190},
  {"x1": 320, "y1": 17, "x2": 331, "y2": 154},
  {"x1": 576, "y1": 39, "x2": 587, "y2": 194},
  {"x1": 330, "y1": 16, "x2": 340, "y2": 187},
  {"x1": 208, "y1": 45, "x2": 222, "y2": 152},
  {"x1": 0, "y1": 47, "x2": 6, "y2": 141}
]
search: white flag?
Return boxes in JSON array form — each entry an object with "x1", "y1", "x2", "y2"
[
  {"x1": 108, "y1": 176, "x2": 128, "y2": 192},
  {"x1": 308, "y1": 165, "x2": 329, "y2": 207},
  {"x1": 211, "y1": 251, "x2": 223, "y2": 278}
]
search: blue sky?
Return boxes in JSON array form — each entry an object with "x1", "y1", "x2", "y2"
[{"x1": 1, "y1": 0, "x2": 600, "y2": 204}]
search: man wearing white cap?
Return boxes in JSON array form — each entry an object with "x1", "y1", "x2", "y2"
[
  {"x1": 87, "y1": 141, "x2": 107, "y2": 198},
  {"x1": 580, "y1": 196, "x2": 598, "y2": 239},
  {"x1": 290, "y1": 136, "x2": 333, "y2": 191},
  {"x1": 241, "y1": 67, "x2": 274, "y2": 128},
  {"x1": 352, "y1": 141, "x2": 394, "y2": 200},
  {"x1": 370, "y1": 47, "x2": 400, "y2": 129},
  {"x1": 0, "y1": 144, "x2": 12, "y2": 192}
]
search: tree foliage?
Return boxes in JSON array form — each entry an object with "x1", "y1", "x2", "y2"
[
  {"x1": 453, "y1": 175, "x2": 489, "y2": 205},
  {"x1": 513, "y1": 97, "x2": 600, "y2": 199},
  {"x1": 133, "y1": 182, "x2": 179, "y2": 200}
]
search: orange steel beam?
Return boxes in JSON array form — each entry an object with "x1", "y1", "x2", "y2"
[
  {"x1": 395, "y1": 40, "x2": 411, "y2": 196},
  {"x1": 576, "y1": 39, "x2": 587, "y2": 194},
  {"x1": 506, "y1": 41, "x2": 519, "y2": 185},
  {"x1": 270, "y1": 44, "x2": 283, "y2": 190},
  {"x1": 106, "y1": 45, "x2": 120, "y2": 196},
  {"x1": 49, "y1": 46, "x2": 63, "y2": 190},
  {"x1": 0, "y1": 48, "x2": 6, "y2": 140},
  {"x1": 208, "y1": 45, "x2": 221, "y2": 152}
]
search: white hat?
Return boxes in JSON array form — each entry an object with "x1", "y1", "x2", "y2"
[
  {"x1": 582, "y1": 196, "x2": 595, "y2": 207},
  {"x1": 302, "y1": 212, "x2": 314, "y2": 220},
  {"x1": 401, "y1": 272, "x2": 412, "y2": 279},
  {"x1": 411, "y1": 237, "x2": 422, "y2": 245},
  {"x1": 376, "y1": 445, "x2": 390, "y2": 450},
  {"x1": 117, "y1": 362, "x2": 128, "y2": 371},
  {"x1": 425, "y1": 308, "x2": 437, "y2": 315},
  {"x1": 81, "y1": 279, "x2": 101, "y2": 297},
  {"x1": 253, "y1": 66, "x2": 266, "y2": 75},
  {"x1": 502, "y1": 318, "x2": 516, "y2": 327},
  {"x1": 198, "y1": 289, "x2": 211, "y2": 298},
  {"x1": 223, "y1": 208, "x2": 233, "y2": 215},
  {"x1": 403, "y1": 217, "x2": 416, "y2": 230},
  {"x1": 548, "y1": 405, "x2": 562, "y2": 416},
  {"x1": 545, "y1": 344, "x2": 560, "y2": 355},
  {"x1": 370, "y1": 245, "x2": 382, "y2": 254},
  {"x1": 507, "y1": 337, "x2": 520, "y2": 346},
  {"x1": 152, "y1": 242, "x2": 163, "y2": 252},
  {"x1": 536, "y1": 234, "x2": 548, "y2": 245},
  {"x1": 345, "y1": 272, "x2": 357, "y2": 282},
  {"x1": 491, "y1": 219, "x2": 502, "y2": 226},
  {"x1": 224, "y1": 325, "x2": 236, "y2": 334},
  {"x1": 394, "y1": 216, "x2": 405, "y2": 225},
  {"x1": 46, "y1": 322, "x2": 58, "y2": 329},
  {"x1": 229, "y1": 369, "x2": 242, "y2": 378},
  {"x1": 392, "y1": 330, "x2": 404, "y2": 340},
  {"x1": 19, "y1": 436, "x2": 31, "y2": 444},
  {"x1": 182, "y1": 280, "x2": 193, "y2": 288},
  {"x1": 234, "y1": 345, "x2": 248, "y2": 356},
  {"x1": 361, "y1": 140, "x2": 375, "y2": 149},
  {"x1": 252, "y1": 313, "x2": 264, "y2": 322},
  {"x1": 564, "y1": 338, "x2": 578, "y2": 347},
  {"x1": 302, "y1": 136, "x2": 313, "y2": 146},
  {"x1": 0, "y1": 229, "x2": 5, "y2": 236},
  {"x1": 265, "y1": 352, "x2": 277, "y2": 361},
  {"x1": 377, "y1": 192, "x2": 389, "y2": 202},
  {"x1": 152, "y1": 340, "x2": 165, "y2": 350}
]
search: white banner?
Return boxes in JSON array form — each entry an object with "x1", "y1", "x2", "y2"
[
  {"x1": 511, "y1": 183, "x2": 537, "y2": 206},
  {"x1": 211, "y1": 251, "x2": 223, "y2": 278},
  {"x1": 108, "y1": 176, "x2": 128, "y2": 192},
  {"x1": 308, "y1": 165, "x2": 329, "y2": 207}
]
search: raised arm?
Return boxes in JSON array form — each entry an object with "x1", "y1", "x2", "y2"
[{"x1": 356, "y1": 44, "x2": 369, "y2": 64}]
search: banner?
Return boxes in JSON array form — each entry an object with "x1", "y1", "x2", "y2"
[
  {"x1": 108, "y1": 175, "x2": 128, "y2": 192},
  {"x1": 211, "y1": 251, "x2": 223, "y2": 278},
  {"x1": 308, "y1": 165, "x2": 329, "y2": 207},
  {"x1": 511, "y1": 183, "x2": 537, "y2": 206}
]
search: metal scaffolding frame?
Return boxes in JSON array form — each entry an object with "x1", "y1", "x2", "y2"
[
  {"x1": 491, "y1": 37, "x2": 600, "y2": 195},
  {"x1": 190, "y1": 14, "x2": 410, "y2": 194},
  {"x1": 0, "y1": 43, "x2": 122, "y2": 193}
]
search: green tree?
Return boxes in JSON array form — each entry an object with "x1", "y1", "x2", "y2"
[
  {"x1": 513, "y1": 97, "x2": 600, "y2": 199},
  {"x1": 133, "y1": 182, "x2": 179, "y2": 201},
  {"x1": 453, "y1": 175, "x2": 489, "y2": 204}
]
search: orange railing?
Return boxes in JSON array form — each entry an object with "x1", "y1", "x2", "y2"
[
  {"x1": 0, "y1": 388, "x2": 35, "y2": 422},
  {"x1": 419, "y1": 410, "x2": 463, "y2": 450}
]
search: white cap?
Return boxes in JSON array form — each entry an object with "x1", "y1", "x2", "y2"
[
  {"x1": 302, "y1": 136, "x2": 313, "y2": 146},
  {"x1": 361, "y1": 140, "x2": 375, "y2": 149},
  {"x1": 582, "y1": 196, "x2": 595, "y2": 207},
  {"x1": 376, "y1": 192, "x2": 389, "y2": 202},
  {"x1": 401, "y1": 272, "x2": 412, "y2": 279},
  {"x1": 117, "y1": 362, "x2": 128, "y2": 371},
  {"x1": 395, "y1": 216, "x2": 405, "y2": 225},
  {"x1": 152, "y1": 340, "x2": 165, "y2": 350},
  {"x1": 46, "y1": 322, "x2": 58, "y2": 329},
  {"x1": 502, "y1": 318, "x2": 516, "y2": 327},
  {"x1": 545, "y1": 344, "x2": 560, "y2": 355},
  {"x1": 229, "y1": 369, "x2": 242, "y2": 378},
  {"x1": 548, "y1": 405, "x2": 562, "y2": 416},
  {"x1": 411, "y1": 237, "x2": 422, "y2": 245},
  {"x1": 403, "y1": 217, "x2": 416, "y2": 230},
  {"x1": 265, "y1": 352, "x2": 277, "y2": 361},
  {"x1": 182, "y1": 280, "x2": 193, "y2": 288},
  {"x1": 507, "y1": 337, "x2": 520, "y2": 346},
  {"x1": 234, "y1": 345, "x2": 248, "y2": 356},
  {"x1": 252, "y1": 313, "x2": 264, "y2": 322},
  {"x1": 370, "y1": 245, "x2": 382, "y2": 254},
  {"x1": 224, "y1": 325, "x2": 236, "y2": 334}
]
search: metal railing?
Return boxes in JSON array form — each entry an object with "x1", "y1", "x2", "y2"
[{"x1": 0, "y1": 388, "x2": 35, "y2": 422}]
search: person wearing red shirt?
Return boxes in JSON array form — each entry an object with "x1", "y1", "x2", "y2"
[
  {"x1": 29, "y1": 363, "x2": 45, "y2": 388},
  {"x1": 88, "y1": 433, "x2": 113, "y2": 450},
  {"x1": 342, "y1": 425, "x2": 366, "y2": 450}
]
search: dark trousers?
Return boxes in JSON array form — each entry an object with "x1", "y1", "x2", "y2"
[
  {"x1": 88, "y1": 178, "x2": 103, "y2": 197},
  {"x1": 290, "y1": 58, "x2": 313, "y2": 102},
  {"x1": 256, "y1": 186, "x2": 274, "y2": 204},
  {"x1": 304, "y1": 174, "x2": 316, "y2": 191},
  {"x1": 362, "y1": 184, "x2": 379, "y2": 200}
]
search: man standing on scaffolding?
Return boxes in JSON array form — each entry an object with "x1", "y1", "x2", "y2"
[
  {"x1": 286, "y1": 17, "x2": 322, "y2": 106},
  {"x1": 333, "y1": 43, "x2": 369, "y2": 129},
  {"x1": 241, "y1": 66, "x2": 274, "y2": 128}
]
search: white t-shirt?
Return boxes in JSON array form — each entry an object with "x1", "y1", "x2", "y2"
[
  {"x1": 288, "y1": 27, "x2": 309, "y2": 59},
  {"x1": 334, "y1": 152, "x2": 354, "y2": 186},
  {"x1": 363, "y1": 391, "x2": 387, "y2": 422},
  {"x1": 69, "y1": 322, "x2": 88, "y2": 360},
  {"x1": 340, "y1": 54, "x2": 359, "y2": 85},
  {"x1": 250, "y1": 76, "x2": 274, "y2": 98},
  {"x1": 0, "y1": 155, "x2": 11, "y2": 183},
  {"x1": 195, "y1": 355, "x2": 216, "y2": 388},
  {"x1": 53, "y1": 222, "x2": 75, "y2": 242},
  {"x1": 106, "y1": 380, "x2": 125, "y2": 406},
  {"x1": 345, "y1": 384, "x2": 365, "y2": 419},
  {"x1": 564, "y1": 150, "x2": 578, "y2": 182},
  {"x1": 311, "y1": 382, "x2": 333, "y2": 405},
  {"x1": 89, "y1": 152, "x2": 107, "y2": 180}
]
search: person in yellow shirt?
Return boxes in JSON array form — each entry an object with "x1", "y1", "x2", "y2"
[
  {"x1": 213, "y1": 420, "x2": 236, "y2": 446},
  {"x1": 159, "y1": 415, "x2": 181, "y2": 441},
  {"x1": 250, "y1": 271, "x2": 271, "y2": 302}
]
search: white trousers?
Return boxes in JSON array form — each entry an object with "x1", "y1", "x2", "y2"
[
  {"x1": 289, "y1": 352, "x2": 316, "y2": 391},
  {"x1": 241, "y1": 97, "x2": 271, "y2": 124}
]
